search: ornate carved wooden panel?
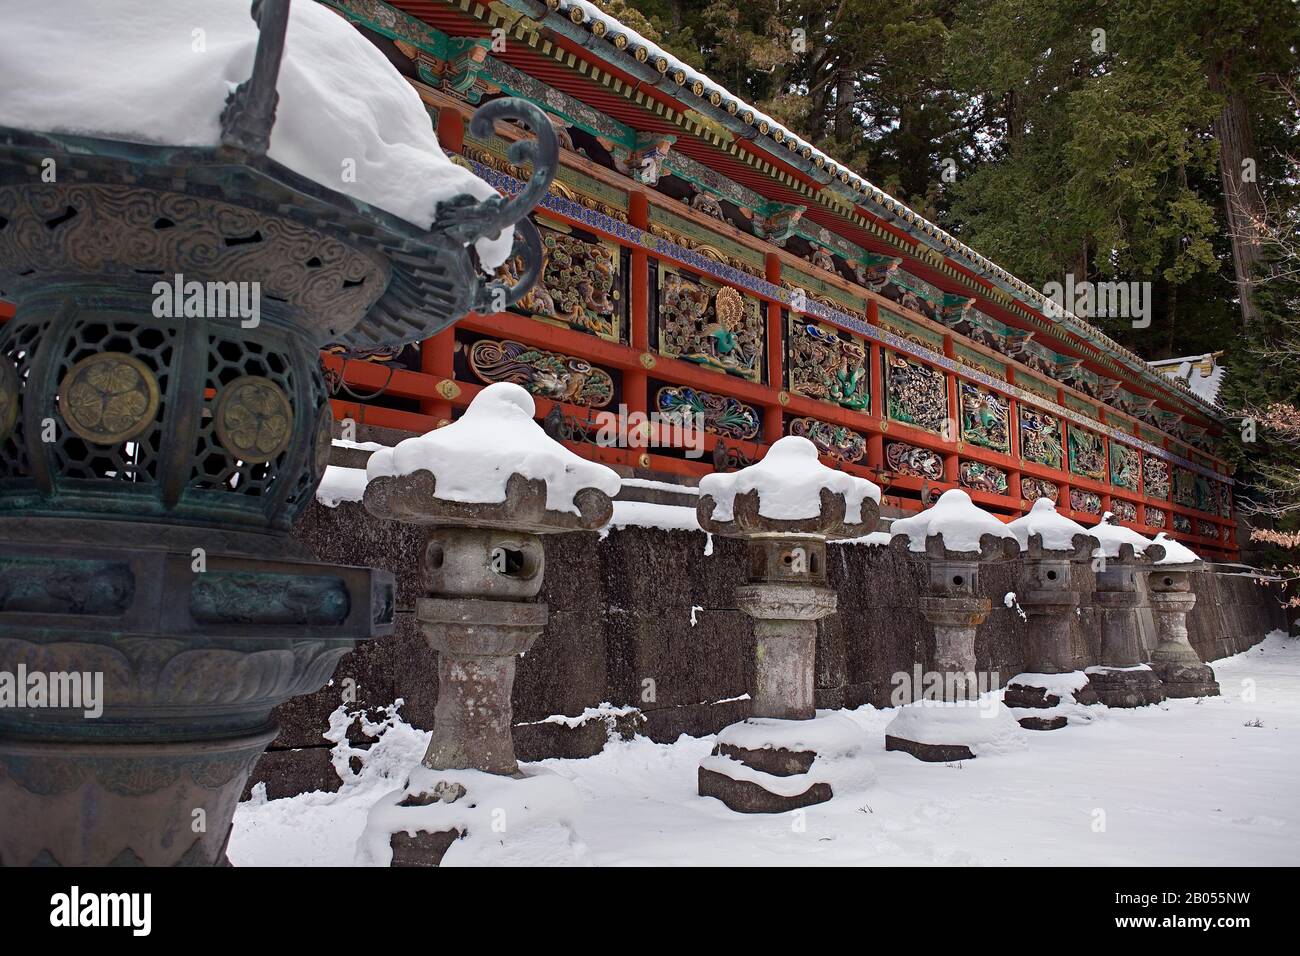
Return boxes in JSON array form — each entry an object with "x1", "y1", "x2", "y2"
[
  {"x1": 885, "y1": 440, "x2": 944, "y2": 479},
  {"x1": 655, "y1": 264, "x2": 763, "y2": 381},
  {"x1": 1069, "y1": 488, "x2": 1102, "y2": 514},
  {"x1": 466, "y1": 337, "x2": 614, "y2": 408},
  {"x1": 1110, "y1": 442, "x2": 1141, "y2": 492},
  {"x1": 655, "y1": 384, "x2": 760, "y2": 440},
  {"x1": 504, "y1": 220, "x2": 625, "y2": 342},
  {"x1": 1067, "y1": 427, "x2": 1106, "y2": 481},
  {"x1": 1021, "y1": 477, "x2": 1059, "y2": 503},
  {"x1": 1018, "y1": 405, "x2": 1063, "y2": 469},
  {"x1": 959, "y1": 460, "x2": 1008, "y2": 494},
  {"x1": 787, "y1": 319, "x2": 869, "y2": 412},
  {"x1": 958, "y1": 381, "x2": 1009, "y2": 453},
  {"x1": 788, "y1": 416, "x2": 867, "y2": 463},
  {"x1": 884, "y1": 351, "x2": 948, "y2": 434},
  {"x1": 1143, "y1": 455, "x2": 1170, "y2": 499}
]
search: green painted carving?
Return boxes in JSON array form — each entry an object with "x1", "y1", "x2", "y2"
[
  {"x1": 958, "y1": 382, "x2": 1009, "y2": 453},
  {"x1": 468, "y1": 337, "x2": 614, "y2": 408},
  {"x1": 788, "y1": 320, "x2": 869, "y2": 412},
  {"x1": 657, "y1": 268, "x2": 762, "y2": 381},
  {"x1": 612, "y1": 132, "x2": 676, "y2": 185},
  {"x1": 788, "y1": 417, "x2": 867, "y2": 463},
  {"x1": 885, "y1": 352, "x2": 948, "y2": 433},
  {"x1": 656, "y1": 385, "x2": 760, "y2": 441},
  {"x1": 1067, "y1": 427, "x2": 1106, "y2": 481},
  {"x1": 1194, "y1": 474, "x2": 1216, "y2": 513},
  {"x1": 1110, "y1": 442, "x2": 1141, "y2": 492}
]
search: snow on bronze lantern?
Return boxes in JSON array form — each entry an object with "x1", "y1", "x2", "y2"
[
  {"x1": 695, "y1": 436, "x2": 881, "y2": 813},
  {"x1": 0, "y1": 0, "x2": 556, "y2": 866}
]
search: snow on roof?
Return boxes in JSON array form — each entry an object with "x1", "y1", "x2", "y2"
[
  {"x1": 889, "y1": 488, "x2": 1017, "y2": 554},
  {"x1": 365, "y1": 382, "x2": 621, "y2": 514},
  {"x1": 0, "y1": 0, "x2": 513, "y2": 267},
  {"x1": 1149, "y1": 353, "x2": 1225, "y2": 405},
  {"x1": 547, "y1": 1, "x2": 1225, "y2": 421},
  {"x1": 1006, "y1": 498, "x2": 1093, "y2": 552},
  {"x1": 698, "y1": 435, "x2": 881, "y2": 524}
]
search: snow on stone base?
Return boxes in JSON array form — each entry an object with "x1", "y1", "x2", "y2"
[
  {"x1": 1008, "y1": 670, "x2": 1092, "y2": 696},
  {"x1": 356, "y1": 764, "x2": 587, "y2": 867},
  {"x1": 716, "y1": 712, "x2": 863, "y2": 756},
  {"x1": 882, "y1": 701, "x2": 1027, "y2": 756}
]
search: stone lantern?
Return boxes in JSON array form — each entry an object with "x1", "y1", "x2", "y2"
[
  {"x1": 358, "y1": 383, "x2": 618, "y2": 865},
  {"x1": 883, "y1": 490, "x2": 1023, "y2": 762},
  {"x1": 695, "y1": 436, "x2": 880, "y2": 813},
  {"x1": 1002, "y1": 499, "x2": 1100, "y2": 730},
  {"x1": 1146, "y1": 534, "x2": 1218, "y2": 698},
  {"x1": 0, "y1": 1, "x2": 556, "y2": 865},
  {"x1": 1085, "y1": 516, "x2": 1166, "y2": 708}
]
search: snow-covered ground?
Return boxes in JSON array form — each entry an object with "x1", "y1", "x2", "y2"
[{"x1": 229, "y1": 632, "x2": 1299, "y2": 866}]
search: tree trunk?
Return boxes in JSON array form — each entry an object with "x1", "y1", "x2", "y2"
[{"x1": 1209, "y1": 73, "x2": 1264, "y2": 327}]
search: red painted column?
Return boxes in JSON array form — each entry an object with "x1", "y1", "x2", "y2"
[
  {"x1": 419, "y1": 105, "x2": 469, "y2": 423},
  {"x1": 1005, "y1": 367, "x2": 1022, "y2": 509},
  {"x1": 763, "y1": 252, "x2": 784, "y2": 445},
  {"x1": 866, "y1": 302, "x2": 885, "y2": 477},
  {"x1": 1056, "y1": 386, "x2": 1072, "y2": 515},
  {"x1": 942, "y1": 334, "x2": 959, "y2": 485},
  {"x1": 626, "y1": 191, "x2": 651, "y2": 437}
]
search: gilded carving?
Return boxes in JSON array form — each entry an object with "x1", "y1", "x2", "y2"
[
  {"x1": 214, "y1": 375, "x2": 293, "y2": 464},
  {"x1": 788, "y1": 417, "x2": 866, "y2": 463},
  {"x1": 958, "y1": 382, "x2": 1009, "y2": 453},
  {"x1": 885, "y1": 352, "x2": 948, "y2": 434},
  {"x1": 57, "y1": 352, "x2": 160, "y2": 445},
  {"x1": 1018, "y1": 405, "x2": 1063, "y2": 469},
  {"x1": 1067, "y1": 427, "x2": 1106, "y2": 481},
  {"x1": 657, "y1": 270, "x2": 762, "y2": 381},
  {"x1": 788, "y1": 321, "x2": 869, "y2": 411}
]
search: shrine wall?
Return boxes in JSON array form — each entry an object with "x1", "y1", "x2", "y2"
[{"x1": 246, "y1": 501, "x2": 1286, "y2": 800}]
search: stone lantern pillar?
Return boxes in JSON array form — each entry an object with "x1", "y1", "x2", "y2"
[
  {"x1": 0, "y1": 2, "x2": 557, "y2": 866},
  {"x1": 883, "y1": 490, "x2": 1023, "y2": 762},
  {"x1": 1086, "y1": 516, "x2": 1167, "y2": 707},
  {"x1": 695, "y1": 436, "x2": 880, "y2": 813},
  {"x1": 1003, "y1": 500, "x2": 1100, "y2": 730},
  {"x1": 358, "y1": 383, "x2": 617, "y2": 865},
  {"x1": 1147, "y1": 558, "x2": 1218, "y2": 698}
]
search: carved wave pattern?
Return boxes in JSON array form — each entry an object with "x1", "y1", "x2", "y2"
[
  {"x1": 468, "y1": 338, "x2": 614, "y2": 408},
  {"x1": 655, "y1": 385, "x2": 760, "y2": 441}
]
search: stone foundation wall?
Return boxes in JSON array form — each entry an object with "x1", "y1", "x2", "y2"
[{"x1": 249, "y1": 502, "x2": 1288, "y2": 799}]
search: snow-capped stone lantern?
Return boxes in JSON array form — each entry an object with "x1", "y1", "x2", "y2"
[
  {"x1": 883, "y1": 490, "x2": 1024, "y2": 761},
  {"x1": 1086, "y1": 515, "x2": 1167, "y2": 707},
  {"x1": 696, "y1": 436, "x2": 880, "y2": 813},
  {"x1": 1145, "y1": 534, "x2": 1218, "y2": 698},
  {"x1": 1002, "y1": 500, "x2": 1101, "y2": 730},
  {"x1": 0, "y1": 1, "x2": 556, "y2": 865},
  {"x1": 359, "y1": 383, "x2": 618, "y2": 864}
]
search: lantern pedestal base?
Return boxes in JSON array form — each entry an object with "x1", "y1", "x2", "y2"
[
  {"x1": 1086, "y1": 665, "x2": 1166, "y2": 708},
  {"x1": 1004, "y1": 671, "x2": 1099, "y2": 730}
]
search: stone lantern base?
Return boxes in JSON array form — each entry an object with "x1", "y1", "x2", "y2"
[
  {"x1": 1086, "y1": 665, "x2": 1166, "y2": 708},
  {"x1": 883, "y1": 700, "x2": 1026, "y2": 762},
  {"x1": 360, "y1": 765, "x2": 585, "y2": 867},
  {"x1": 1149, "y1": 656, "x2": 1220, "y2": 699},
  {"x1": 1004, "y1": 672, "x2": 1099, "y2": 731},
  {"x1": 698, "y1": 714, "x2": 870, "y2": 813}
]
